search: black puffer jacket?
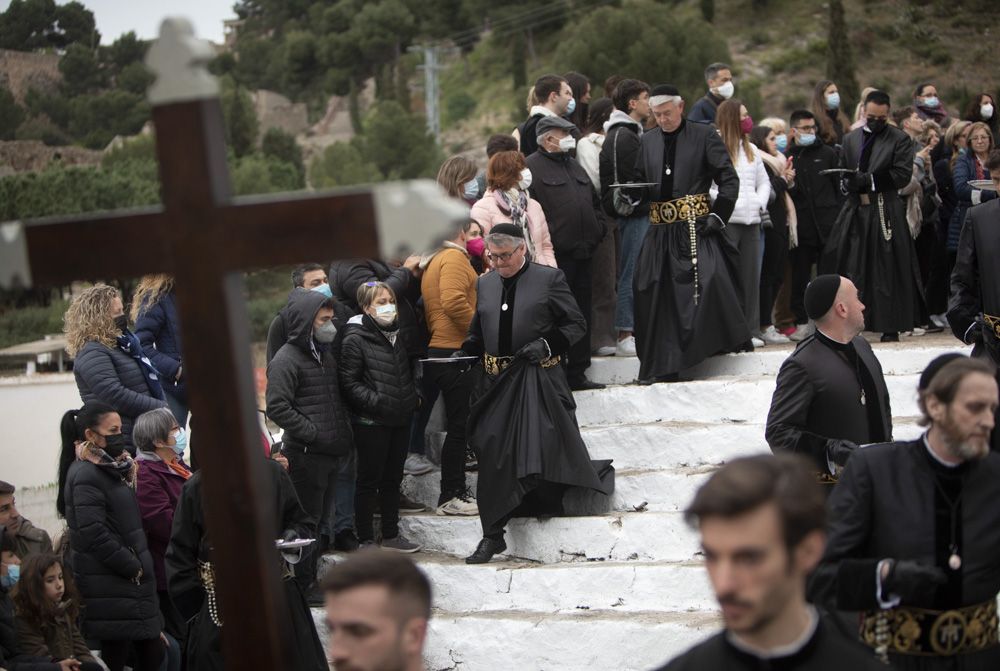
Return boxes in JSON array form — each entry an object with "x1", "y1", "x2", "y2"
[
  {"x1": 73, "y1": 340, "x2": 168, "y2": 451},
  {"x1": 63, "y1": 460, "x2": 161, "y2": 641},
  {"x1": 266, "y1": 290, "x2": 354, "y2": 456},
  {"x1": 526, "y1": 149, "x2": 606, "y2": 259},
  {"x1": 339, "y1": 314, "x2": 418, "y2": 427}
]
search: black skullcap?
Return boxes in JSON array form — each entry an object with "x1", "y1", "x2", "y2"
[
  {"x1": 535, "y1": 115, "x2": 577, "y2": 139},
  {"x1": 489, "y1": 223, "x2": 525, "y2": 239},
  {"x1": 650, "y1": 84, "x2": 680, "y2": 98},
  {"x1": 918, "y1": 353, "x2": 966, "y2": 391},
  {"x1": 804, "y1": 274, "x2": 843, "y2": 321}
]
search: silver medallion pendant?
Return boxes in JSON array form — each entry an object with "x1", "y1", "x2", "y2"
[
  {"x1": 665, "y1": 166, "x2": 672, "y2": 176},
  {"x1": 501, "y1": 303, "x2": 508, "y2": 311},
  {"x1": 860, "y1": 391, "x2": 866, "y2": 406},
  {"x1": 949, "y1": 553, "x2": 962, "y2": 570}
]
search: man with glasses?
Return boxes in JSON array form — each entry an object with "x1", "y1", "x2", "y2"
[
  {"x1": 454, "y1": 224, "x2": 613, "y2": 564},
  {"x1": 786, "y1": 110, "x2": 846, "y2": 341},
  {"x1": 830, "y1": 90, "x2": 924, "y2": 343}
]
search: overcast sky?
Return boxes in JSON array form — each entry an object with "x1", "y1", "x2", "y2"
[{"x1": 0, "y1": 0, "x2": 236, "y2": 45}]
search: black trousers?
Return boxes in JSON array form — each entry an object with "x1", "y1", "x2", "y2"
[
  {"x1": 354, "y1": 422, "x2": 411, "y2": 541},
  {"x1": 553, "y1": 253, "x2": 592, "y2": 381},
  {"x1": 426, "y1": 348, "x2": 472, "y2": 500},
  {"x1": 287, "y1": 447, "x2": 353, "y2": 589},
  {"x1": 760, "y1": 226, "x2": 788, "y2": 328},
  {"x1": 100, "y1": 638, "x2": 165, "y2": 671},
  {"x1": 790, "y1": 243, "x2": 822, "y2": 324}
]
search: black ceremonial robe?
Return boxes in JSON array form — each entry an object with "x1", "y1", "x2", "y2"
[
  {"x1": 830, "y1": 125, "x2": 926, "y2": 333},
  {"x1": 948, "y1": 198, "x2": 1000, "y2": 452},
  {"x1": 810, "y1": 441, "x2": 1000, "y2": 670},
  {"x1": 765, "y1": 331, "x2": 892, "y2": 474},
  {"x1": 462, "y1": 261, "x2": 613, "y2": 535},
  {"x1": 165, "y1": 461, "x2": 326, "y2": 671},
  {"x1": 654, "y1": 615, "x2": 886, "y2": 671},
  {"x1": 633, "y1": 118, "x2": 750, "y2": 381}
]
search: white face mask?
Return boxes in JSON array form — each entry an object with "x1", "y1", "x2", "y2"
[
  {"x1": 982, "y1": 104, "x2": 995, "y2": 120},
  {"x1": 373, "y1": 303, "x2": 397, "y2": 326},
  {"x1": 518, "y1": 168, "x2": 532, "y2": 190},
  {"x1": 715, "y1": 81, "x2": 735, "y2": 100},
  {"x1": 558, "y1": 135, "x2": 577, "y2": 152}
]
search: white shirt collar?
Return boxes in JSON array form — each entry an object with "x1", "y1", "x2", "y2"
[{"x1": 922, "y1": 432, "x2": 961, "y2": 468}]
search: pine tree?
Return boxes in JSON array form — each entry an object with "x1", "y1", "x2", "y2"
[{"x1": 826, "y1": 0, "x2": 860, "y2": 111}]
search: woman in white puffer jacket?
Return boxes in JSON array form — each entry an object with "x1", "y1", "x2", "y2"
[{"x1": 711, "y1": 99, "x2": 771, "y2": 348}]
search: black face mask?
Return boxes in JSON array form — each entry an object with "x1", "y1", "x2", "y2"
[
  {"x1": 114, "y1": 314, "x2": 129, "y2": 332},
  {"x1": 102, "y1": 433, "x2": 127, "y2": 458},
  {"x1": 867, "y1": 118, "x2": 888, "y2": 135}
]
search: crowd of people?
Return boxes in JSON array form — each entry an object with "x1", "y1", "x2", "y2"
[{"x1": 1, "y1": 64, "x2": 999, "y2": 671}]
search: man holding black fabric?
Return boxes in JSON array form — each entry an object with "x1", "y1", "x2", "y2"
[
  {"x1": 633, "y1": 84, "x2": 749, "y2": 383},
  {"x1": 454, "y1": 224, "x2": 613, "y2": 565},
  {"x1": 810, "y1": 356, "x2": 1000, "y2": 669},
  {"x1": 766, "y1": 274, "x2": 892, "y2": 481}
]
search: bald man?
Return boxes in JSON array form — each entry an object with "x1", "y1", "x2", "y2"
[{"x1": 766, "y1": 274, "x2": 892, "y2": 480}]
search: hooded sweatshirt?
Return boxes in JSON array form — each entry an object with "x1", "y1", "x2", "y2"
[
  {"x1": 265, "y1": 290, "x2": 353, "y2": 456},
  {"x1": 599, "y1": 109, "x2": 649, "y2": 217}
]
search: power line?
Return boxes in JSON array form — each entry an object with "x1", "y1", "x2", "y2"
[{"x1": 444, "y1": 0, "x2": 575, "y2": 44}]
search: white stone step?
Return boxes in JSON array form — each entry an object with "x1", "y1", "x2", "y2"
[
  {"x1": 398, "y1": 511, "x2": 700, "y2": 563},
  {"x1": 587, "y1": 342, "x2": 967, "y2": 385}
]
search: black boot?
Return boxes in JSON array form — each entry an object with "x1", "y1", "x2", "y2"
[
  {"x1": 465, "y1": 537, "x2": 506, "y2": 564},
  {"x1": 333, "y1": 529, "x2": 360, "y2": 552},
  {"x1": 881, "y1": 332, "x2": 899, "y2": 343}
]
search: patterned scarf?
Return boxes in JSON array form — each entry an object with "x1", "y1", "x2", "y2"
[
  {"x1": 76, "y1": 442, "x2": 138, "y2": 488},
  {"x1": 493, "y1": 189, "x2": 537, "y2": 260},
  {"x1": 116, "y1": 329, "x2": 165, "y2": 400}
]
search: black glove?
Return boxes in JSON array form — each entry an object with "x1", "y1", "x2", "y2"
[
  {"x1": 695, "y1": 213, "x2": 725, "y2": 236},
  {"x1": 827, "y1": 440, "x2": 859, "y2": 467},
  {"x1": 966, "y1": 322, "x2": 984, "y2": 346},
  {"x1": 882, "y1": 559, "x2": 947, "y2": 605},
  {"x1": 450, "y1": 350, "x2": 469, "y2": 359},
  {"x1": 516, "y1": 338, "x2": 549, "y2": 364},
  {"x1": 846, "y1": 171, "x2": 873, "y2": 194},
  {"x1": 280, "y1": 529, "x2": 299, "y2": 544}
]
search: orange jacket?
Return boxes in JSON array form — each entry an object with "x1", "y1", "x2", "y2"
[{"x1": 421, "y1": 246, "x2": 477, "y2": 349}]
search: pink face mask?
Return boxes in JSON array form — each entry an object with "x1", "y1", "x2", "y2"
[
  {"x1": 740, "y1": 115, "x2": 755, "y2": 136},
  {"x1": 466, "y1": 237, "x2": 485, "y2": 257}
]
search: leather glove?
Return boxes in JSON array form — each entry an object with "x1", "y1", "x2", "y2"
[
  {"x1": 516, "y1": 338, "x2": 550, "y2": 364},
  {"x1": 280, "y1": 528, "x2": 299, "y2": 543},
  {"x1": 846, "y1": 171, "x2": 873, "y2": 194},
  {"x1": 827, "y1": 440, "x2": 859, "y2": 467},
  {"x1": 966, "y1": 322, "x2": 984, "y2": 346},
  {"x1": 450, "y1": 350, "x2": 469, "y2": 359},
  {"x1": 882, "y1": 559, "x2": 947, "y2": 605},
  {"x1": 695, "y1": 213, "x2": 725, "y2": 236}
]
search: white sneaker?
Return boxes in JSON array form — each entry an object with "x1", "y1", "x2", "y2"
[
  {"x1": 788, "y1": 323, "x2": 814, "y2": 342},
  {"x1": 751, "y1": 337, "x2": 766, "y2": 348},
  {"x1": 437, "y1": 491, "x2": 479, "y2": 516},
  {"x1": 911, "y1": 327, "x2": 926, "y2": 337},
  {"x1": 930, "y1": 313, "x2": 949, "y2": 328},
  {"x1": 403, "y1": 454, "x2": 435, "y2": 477},
  {"x1": 760, "y1": 326, "x2": 791, "y2": 345},
  {"x1": 595, "y1": 345, "x2": 617, "y2": 356},
  {"x1": 616, "y1": 336, "x2": 637, "y2": 357}
]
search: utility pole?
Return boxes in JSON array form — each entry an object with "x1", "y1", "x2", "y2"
[{"x1": 410, "y1": 43, "x2": 454, "y2": 143}]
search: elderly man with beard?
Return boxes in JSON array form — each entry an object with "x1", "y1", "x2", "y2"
[
  {"x1": 810, "y1": 356, "x2": 1000, "y2": 668},
  {"x1": 654, "y1": 455, "x2": 883, "y2": 670}
]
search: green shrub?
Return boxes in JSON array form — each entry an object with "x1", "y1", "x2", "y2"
[
  {"x1": 0, "y1": 300, "x2": 68, "y2": 349},
  {"x1": 444, "y1": 90, "x2": 477, "y2": 126}
]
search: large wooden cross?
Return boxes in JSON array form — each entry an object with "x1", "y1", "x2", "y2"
[{"x1": 0, "y1": 17, "x2": 465, "y2": 669}]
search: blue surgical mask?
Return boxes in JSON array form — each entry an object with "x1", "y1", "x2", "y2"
[
  {"x1": 566, "y1": 98, "x2": 576, "y2": 115},
  {"x1": 797, "y1": 132, "x2": 817, "y2": 147},
  {"x1": 170, "y1": 428, "x2": 187, "y2": 458},
  {"x1": 775, "y1": 134, "x2": 788, "y2": 153},
  {"x1": 922, "y1": 96, "x2": 940, "y2": 108},
  {"x1": 2, "y1": 564, "x2": 19, "y2": 589},
  {"x1": 826, "y1": 92, "x2": 841, "y2": 110},
  {"x1": 463, "y1": 179, "x2": 479, "y2": 200},
  {"x1": 311, "y1": 283, "x2": 333, "y2": 299}
]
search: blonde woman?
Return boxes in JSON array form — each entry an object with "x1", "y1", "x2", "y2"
[
  {"x1": 436, "y1": 155, "x2": 480, "y2": 206},
  {"x1": 65, "y1": 284, "x2": 167, "y2": 451},
  {"x1": 133, "y1": 274, "x2": 187, "y2": 425},
  {"x1": 712, "y1": 99, "x2": 771, "y2": 348}
]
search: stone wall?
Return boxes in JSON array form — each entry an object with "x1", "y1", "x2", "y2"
[
  {"x1": 0, "y1": 49, "x2": 61, "y2": 104},
  {"x1": 252, "y1": 89, "x2": 309, "y2": 138}
]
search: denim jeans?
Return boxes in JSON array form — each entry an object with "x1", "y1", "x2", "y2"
[
  {"x1": 614, "y1": 213, "x2": 650, "y2": 332},
  {"x1": 321, "y1": 449, "x2": 357, "y2": 538}
]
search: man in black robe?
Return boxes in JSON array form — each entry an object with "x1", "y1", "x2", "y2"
[
  {"x1": 830, "y1": 89, "x2": 926, "y2": 342},
  {"x1": 810, "y1": 356, "x2": 1000, "y2": 669},
  {"x1": 455, "y1": 224, "x2": 613, "y2": 565},
  {"x1": 654, "y1": 455, "x2": 884, "y2": 671},
  {"x1": 165, "y1": 459, "x2": 326, "y2": 671},
  {"x1": 948, "y1": 149, "x2": 1000, "y2": 452},
  {"x1": 766, "y1": 274, "x2": 892, "y2": 480},
  {"x1": 633, "y1": 84, "x2": 749, "y2": 383}
]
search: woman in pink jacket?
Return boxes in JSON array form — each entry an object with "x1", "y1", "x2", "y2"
[{"x1": 470, "y1": 150, "x2": 558, "y2": 268}]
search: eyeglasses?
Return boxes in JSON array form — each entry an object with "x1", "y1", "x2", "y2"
[
  {"x1": 486, "y1": 250, "x2": 518, "y2": 262},
  {"x1": 970, "y1": 135, "x2": 991, "y2": 143}
]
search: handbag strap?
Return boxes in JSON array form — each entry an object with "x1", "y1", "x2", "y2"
[{"x1": 612, "y1": 127, "x2": 621, "y2": 185}]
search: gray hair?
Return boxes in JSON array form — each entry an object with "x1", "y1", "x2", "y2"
[
  {"x1": 484, "y1": 233, "x2": 525, "y2": 250},
  {"x1": 133, "y1": 408, "x2": 177, "y2": 452},
  {"x1": 704, "y1": 62, "x2": 731, "y2": 82},
  {"x1": 650, "y1": 95, "x2": 683, "y2": 108}
]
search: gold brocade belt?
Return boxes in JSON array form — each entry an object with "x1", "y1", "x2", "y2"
[
  {"x1": 860, "y1": 599, "x2": 998, "y2": 659},
  {"x1": 648, "y1": 193, "x2": 711, "y2": 225},
  {"x1": 483, "y1": 353, "x2": 561, "y2": 376},
  {"x1": 984, "y1": 314, "x2": 1000, "y2": 339}
]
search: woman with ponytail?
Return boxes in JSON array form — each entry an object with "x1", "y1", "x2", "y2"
[{"x1": 59, "y1": 401, "x2": 165, "y2": 671}]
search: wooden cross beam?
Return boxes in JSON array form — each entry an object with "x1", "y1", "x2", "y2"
[{"x1": 0, "y1": 17, "x2": 466, "y2": 669}]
